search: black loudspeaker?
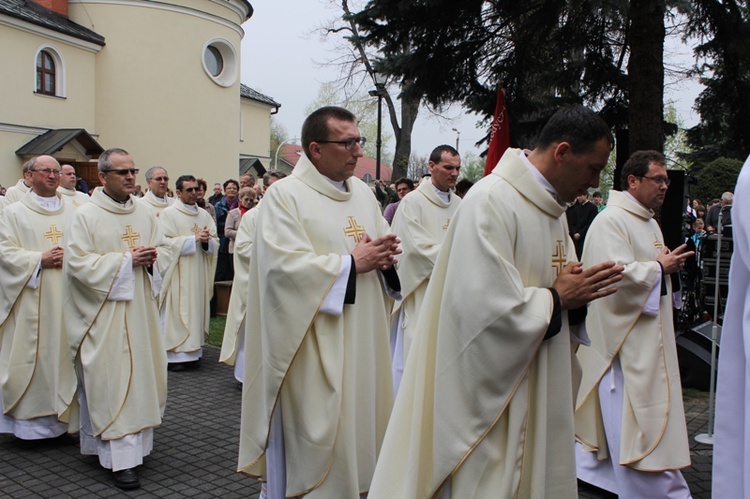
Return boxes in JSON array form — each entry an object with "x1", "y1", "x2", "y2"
[
  {"x1": 677, "y1": 321, "x2": 722, "y2": 391},
  {"x1": 660, "y1": 170, "x2": 687, "y2": 251}
]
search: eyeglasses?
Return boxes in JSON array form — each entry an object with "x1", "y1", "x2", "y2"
[
  {"x1": 315, "y1": 137, "x2": 367, "y2": 151},
  {"x1": 104, "y1": 168, "x2": 139, "y2": 176},
  {"x1": 182, "y1": 187, "x2": 199, "y2": 192},
  {"x1": 152, "y1": 176, "x2": 169, "y2": 182},
  {"x1": 639, "y1": 175, "x2": 671, "y2": 186},
  {"x1": 31, "y1": 168, "x2": 62, "y2": 176}
]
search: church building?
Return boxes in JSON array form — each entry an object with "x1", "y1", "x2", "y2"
[{"x1": 0, "y1": 0, "x2": 278, "y2": 188}]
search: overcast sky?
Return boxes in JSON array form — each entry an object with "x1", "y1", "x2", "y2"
[{"x1": 240, "y1": 1, "x2": 703, "y2": 161}]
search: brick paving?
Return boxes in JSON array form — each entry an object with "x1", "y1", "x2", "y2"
[{"x1": 1, "y1": 345, "x2": 715, "y2": 497}]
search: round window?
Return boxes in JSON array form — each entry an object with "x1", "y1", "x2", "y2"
[
  {"x1": 204, "y1": 46, "x2": 223, "y2": 76},
  {"x1": 201, "y1": 39, "x2": 237, "y2": 87}
]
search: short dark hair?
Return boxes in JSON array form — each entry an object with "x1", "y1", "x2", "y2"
[
  {"x1": 301, "y1": 106, "x2": 357, "y2": 159},
  {"x1": 395, "y1": 177, "x2": 414, "y2": 190},
  {"x1": 620, "y1": 150, "x2": 665, "y2": 190},
  {"x1": 592, "y1": 191, "x2": 602, "y2": 198},
  {"x1": 241, "y1": 173, "x2": 256, "y2": 185},
  {"x1": 535, "y1": 105, "x2": 614, "y2": 154},
  {"x1": 263, "y1": 169, "x2": 288, "y2": 187},
  {"x1": 429, "y1": 145, "x2": 459, "y2": 164},
  {"x1": 98, "y1": 148, "x2": 130, "y2": 172},
  {"x1": 223, "y1": 179, "x2": 239, "y2": 191},
  {"x1": 455, "y1": 178, "x2": 474, "y2": 196},
  {"x1": 176, "y1": 174, "x2": 197, "y2": 192}
]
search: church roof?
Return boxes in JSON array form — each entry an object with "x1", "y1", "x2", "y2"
[
  {"x1": 15, "y1": 128, "x2": 104, "y2": 157},
  {"x1": 0, "y1": 0, "x2": 105, "y2": 46},
  {"x1": 240, "y1": 84, "x2": 281, "y2": 109}
]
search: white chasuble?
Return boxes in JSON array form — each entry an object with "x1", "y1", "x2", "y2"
[
  {"x1": 4, "y1": 179, "x2": 30, "y2": 205},
  {"x1": 390, "y1": 180, "x2": 460, "y2": 388},
  {"x1": 0, "y1": 194, "x2": 76, "y2": 425},
  {"x1": 238, "y1": 154, "x2": 395, "y2": 497},
  {"x1": 64, "y1": 189, "x2": 169, "y2": 440},
  {"x1": 137, "y1": 190, "x2": 173, "y2": 217},
  {"x1": 220, "y1": 206, "x2": 259, "y2": 366},
  {"x1": 158, "y1": 201, "x2": 218, "y2": 356},
  {"x1": 369, "y1": 148, "x2": 579, "y2": 499},
  {"x1": 57, "y1": 186, "x2": 90, "y2": 208},
  {"x1": 713, "y1": 155, "x2": 750, "y2": 497},
  {"x1": 576, "y1": 190, "x2": 690, "y2": 471}
]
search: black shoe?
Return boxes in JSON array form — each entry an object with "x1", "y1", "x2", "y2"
[
  {"x1": 167, "y1": 363, "x2": 187, "y2": 372},
  {"x1": 113, "y1": 468, "x2": 140, "y2": 490}
]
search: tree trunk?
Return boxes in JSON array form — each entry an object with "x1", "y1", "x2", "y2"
[
  {"x1": 627, "y1": 0, "x2": 666, "y2": 153},
  {"x1": 390, "y1": 91, "x2": 419, "y2": 180}
]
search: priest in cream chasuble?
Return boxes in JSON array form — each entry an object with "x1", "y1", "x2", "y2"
[
  {"x1": 238, "y1": 106, "x2": 399, "y2": 498},
  {"x1": 64, "y1": 149, "x2": 171, "y2": 481},
  {"x1": 369, "y1": 105, "x2": 620, "y2": 499},
  {"x1": 219, "y1": 205, "x2": 259, "y2": 375},
  {"x1": 576, "y1": 152, "x2": 692, "y2": 497},
  {"x1": 66, "y1": 189, "x2": 169, "y2": 440},
  {"x1": 390, "y1": 145, "x2": 461, "y2": 392},
  {"x1": 137, "y1": 166, "x2": 173, "y2": 217},
  {"x1": 0, "y1": 185, "x2": 76, "y2": 439},
  {"x1": 58, "y1": 164, "x2": 91, "y2": 208},
  {"x1": 158, "y1": 176, "x2": 218, "y2": 365},
  {"x1": 4, "y1": 177, "x2": 31, "y2": 204}
]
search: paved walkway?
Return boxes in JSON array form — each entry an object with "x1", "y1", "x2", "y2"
[{"x1": 1, "y1": 346, "x2": 715, "y2": 497}]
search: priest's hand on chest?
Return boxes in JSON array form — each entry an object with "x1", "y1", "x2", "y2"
[
  {"x1": 552, "y1": 260, "x2": 624, "y2": 309},
  {"x1": 41, "y1": 246, "x2": 64, "y2": 269}
]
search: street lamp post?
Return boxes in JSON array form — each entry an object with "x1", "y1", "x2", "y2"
[
  {"x1": 451, "y1": 127, "x2": 461, "y2": 152},
  {"x1": 274, "y1": 137, "x2": 300, "y2": 170},
  {"x1": 369, "y1": 71, "x2": 387, "y2": 180}
]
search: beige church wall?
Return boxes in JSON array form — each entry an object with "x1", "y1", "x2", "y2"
[
  {"x1": 0, "y1": 131, "x2": 29, "y2": 187},
  {"x1": 240, "y1": 99, "x2": 273, "y2": 160},
  {"x1": 0, "y1": 26, "x2": 98, "y2": 184},
  {"x1": 0, "y1": 26, "x2": 98, "y2": 130},
  {"x1": 69, "y1": 0, "x2": 249, "y2": 186}
]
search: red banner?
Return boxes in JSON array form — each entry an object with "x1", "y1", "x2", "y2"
[{"x1": 484, "y1": 86, "x2": 510, "y2": 176}]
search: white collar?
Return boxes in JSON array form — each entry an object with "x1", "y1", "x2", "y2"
[{"x1": 518, "y1": 149, "x2": 564, "y2": 205}]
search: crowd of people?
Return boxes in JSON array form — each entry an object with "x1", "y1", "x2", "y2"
[{"x1": 0, "y1": 103, "x2": 746, "y2": 499}]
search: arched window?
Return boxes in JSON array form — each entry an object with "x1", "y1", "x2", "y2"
[{"x1": 36, "y1": 50, "x2": 56, "y2": 95}]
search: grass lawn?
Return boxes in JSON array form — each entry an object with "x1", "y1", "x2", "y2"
[{"x1": 208, "y1": 316, "x2": 226, "y2": 347}]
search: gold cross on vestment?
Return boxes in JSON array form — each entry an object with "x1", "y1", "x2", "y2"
[
  {"x1": 443, "y1": 218, "x2": 451, "y2": 231},
  {"x1": 191, "y1": 223, "x2": 201, "y2": 234},
  {"x1": 653, "y1": 234, "x2": 664, "y2": 251},
  {"x1": 44, "y1": 225, "x2": 63, "y2": 245},
  {"x1": 551, "y1": 239, "x2": 567, "y2": 276},
  {"x1": 344, "y1": 216, "x2": 366, "y2": 243},
  {"x1": 121, "y1": 225, "x2": 141, "y2": 249}
]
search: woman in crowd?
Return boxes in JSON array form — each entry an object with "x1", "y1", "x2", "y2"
[
  {"x1": 196, "y1": 178, "x2": 216, "y2": 223},
  {"x1": 214, "y1": 179, "x2": 239, "y2": 281},
  {"x1": 224, "y1": 187, "x2": 257, "y2": 255}
]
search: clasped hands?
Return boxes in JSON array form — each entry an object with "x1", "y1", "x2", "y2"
[
  {"x1": 351, "y1": 233, "x2": 401, "y2": 274},
  {"x1": 130, "y1": 246, "x2": 158, "y2": 267},
  {"x1": 194, "y1": 226, "x2": 212, "y2": 244}
]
